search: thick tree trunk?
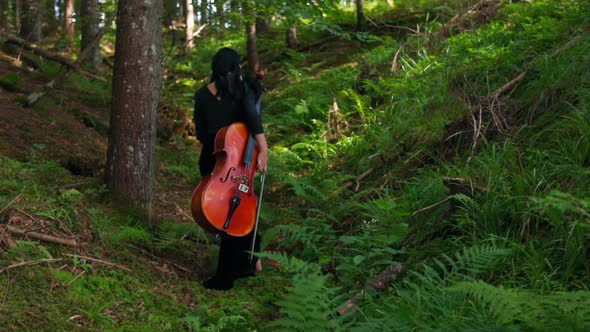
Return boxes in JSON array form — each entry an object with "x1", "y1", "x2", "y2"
[
  {"x1": 65, "y1": 0, "x2": 74, "y2": 40},
  {"x1": 200, "y1": 0, "x2": 207, "y2": 25},
  {"x1": 185, "y1": 0, "x2": 195, "y2": 48},
  {"x1": 106, "y1": 0, "x2": 163, "y2": 223},
  {"x1": 243, "y1": 1, "x2": 258, "y2": 74},
  {"x1": 356, "y1": 0, "x2": 365, "y2": 32},
  {"x1": 255, "y1": 17, "x2": 270, "y2": 34},
  {"x1": 286, "y1": 24, "x2": 297, "y2": 49},
  {"x1": 21, "y1": 0, "x2": 43, "y2": 42},
  {"x1": 80, "y1": 0, "x2": 101, "y2": 69}
]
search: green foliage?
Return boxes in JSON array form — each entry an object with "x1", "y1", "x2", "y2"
[
  {"x1": 453, "y1": 281, "x2": 590, "y2": 330},
  {"x1": 0, "y1": 71, "x2": 20, "y2": 91},
  {"x1": 259, "y1": 252, "x2": 339, "y2": 331}
]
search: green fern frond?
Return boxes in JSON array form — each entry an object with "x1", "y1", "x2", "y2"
[{"x1": 452, "y1": 280, "x2": 590, "y2": 330}]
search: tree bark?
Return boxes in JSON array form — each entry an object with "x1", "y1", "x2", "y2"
[
  {"x1": 356, "y1": 0, "x2": 365, "y2": 32},
  {"x1": 106, "y1": 0, "x2": 163, "y2": 224},
  {"x1": 185, "y1": 0, "x2": 195, "y2": 48},
  {"x1": 337, "y1": 263, "x2": 403, "y2": 315},
  {"x1": 200, "y1": 0, "x2": 207, "y2": 25},
  {"x1": 286, "y1": 24, "x2": 297, "y2": 49},
  {"x1": 20, "y1": 0, "x2": 43, "y2": 42},
  {"x1": 243, "y1": 1, "x2": 258, "y2": 74},
  {"x1": 80, "y1": 0, "x2": 101, "y2": 69},
  {"x1": 65, "y1": 0, "x2": 74, "y2": 40}
]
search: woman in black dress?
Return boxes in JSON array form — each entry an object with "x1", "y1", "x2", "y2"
[{"x1": 193, "y1": 47, "x2": 267, "y2": 290}]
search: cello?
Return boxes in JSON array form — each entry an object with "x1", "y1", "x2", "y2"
[{"x1": 190, "y1": 122, "x2": 261, "y2": 237}]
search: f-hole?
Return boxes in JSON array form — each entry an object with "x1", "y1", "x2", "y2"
[{"x1": 220, "y1": 167, "x2": 236, "y2": 183}]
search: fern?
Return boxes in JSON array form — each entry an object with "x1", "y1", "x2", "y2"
[
  {"x1": 349, "y1": 243, "x2": 514, "y2": 331},
  {"x1": 259, "y1": 252, "x2": 339, "y2": 331},
  {"x1": 452, "y1": 280, "x2": 590, "y2": 331}
]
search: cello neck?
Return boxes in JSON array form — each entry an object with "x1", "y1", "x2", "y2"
[{"x1": 243, "y1": 134, "x2": 256, "y2": 166}]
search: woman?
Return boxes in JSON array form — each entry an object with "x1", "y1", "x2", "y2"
[{"x1": 193, "y1": 47, "x2": 268, "y2": 290}]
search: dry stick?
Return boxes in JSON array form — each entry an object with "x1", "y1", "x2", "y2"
[
  {"x1": 337, "y1": 263, "x2": 403, "y2": 316},
  {"x1": 5, "y1": 225, "x2": 78, "y2": 247},
  {"x1": 0, "y1": 192, "x2": 22, "y2": 216},
  {"x1": 0, "y1": 29, "x2": 104, "y2": 82},
  {"x1": 411, "y1": 197, "x2": 451, "y2": 217},
  {"x1": 489, "y1": 71, "x2": 527, "y2": 99},
  {"x1": 65, "y1": 270, "x2": 86, "y2": 287},
  {"x1": 0, "y1": 258, "x2": 65, "y2": 273},
  {"x1": 391, "y1": 45, "x2": 403, "y2": 73},
  {"x1": 64, "y1": 254, "x2": 131, "y2": 272}
]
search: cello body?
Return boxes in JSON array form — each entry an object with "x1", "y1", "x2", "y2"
[{"x1": 191, "y1": 122, "x2": 258, "y2": 237}]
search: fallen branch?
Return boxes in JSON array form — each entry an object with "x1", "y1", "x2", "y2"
[
  {"x1": 0, "y1": 258, "x2": 65, "y2": 273},
  {"x1": 5, "y1": 225, "x2": 79, "y2": 247},
  {"x1": 490, "y1": 71, "x2": 527, "y2": 98},
  {"x1": 411, "y1": 197, "x2": 451, "y2": 216},
  {"x1": 337, "y1": 263, "x2": 403, "y2": 315},
  {"x1": 64, "y1": 254, "x2": 131, "y2": 272},
  {"x1": 0, "y1": 29, "x2": 105, "y2": 82}
]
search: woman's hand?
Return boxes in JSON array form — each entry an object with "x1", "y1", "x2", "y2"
[
  {"x1": 257, "y1": 149, "x2": 268, "y2": 173},
  {"x1": 254, "y1": 133, "x2": 268, "y2": 173}
]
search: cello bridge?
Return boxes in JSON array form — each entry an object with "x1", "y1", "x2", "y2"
[{"x1": 231, "y1": 175, "x2": 249, "y2": 184}]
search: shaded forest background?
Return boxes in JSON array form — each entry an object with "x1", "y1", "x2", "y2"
[{"x1": 0, "y1": 0, "x2": 589, "y2": 330}]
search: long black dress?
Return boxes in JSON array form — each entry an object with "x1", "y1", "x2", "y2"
[{"x1": 193, "y1": 81, "x2": 263, "y2": 290}]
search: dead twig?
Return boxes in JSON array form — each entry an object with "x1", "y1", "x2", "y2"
[
  {"x1": 391, "y1": 45, "x2": 403, "y2": 73},
  {"x1": 5, "y1": 225, "x2": 78, "y2": 247},
  {"x1": 65, "y1": 254, "x2": 131, "y2": 272},
  {"x1": 411, "y1": 197, "x2": 451, "y2": 216},
  {"x1": 0, "y1": 258, "x2": 65, "y2": 273},
  {"x1": 65, "y1": 270, "x2": 86, "y2": 287}
]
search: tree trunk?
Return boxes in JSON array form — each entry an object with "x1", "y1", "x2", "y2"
[
  {"x1": 243, "y1": 1, "x2": 258, "y2": 75},
  {"x1": 286, "y1": 24, "x2": 297, "y2": 49},
  {"x1": 21, "y1": 0, "x2": 43, "y2": 42},
  {"x1": 356, "y1": 0, "x2": 365, "y2": 32},
  {"x1": 15, "y1": 0, "x2": 22, "y2": 34},
  {"x1": 106, "y1": 0, "x2": 163, "y2": 223},
  {"x1": 200, "y1": 0, "x2": 207, "y2": 25},
  {"x1": 185, "y1": 0, "x2": 194, "y2": 48},
  {"x1": 44, "y1": 0, "x2": 57, "y2": 34},
  {"x1": 255, "y1": 17, "x2": 270, "y2": 34},
  {"x1": 215, "y1": 0, "x2": 224, "y2": 30},
  {"x1": 65, "y1": 0, "x2": 74, "y2": 40},
  {"x1": 80, "y1": 0, "x2": 101, "y2": 69},
  {"x1": 0, "y1": 1, "x2": 6, "y2": 30}
]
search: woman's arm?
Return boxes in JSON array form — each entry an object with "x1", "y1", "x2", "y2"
[{"x1": 254, "y1": 133, "x2": 268, "y2": 173}]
